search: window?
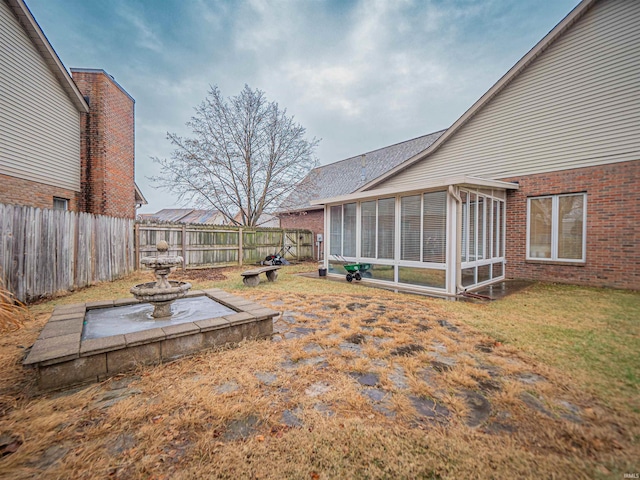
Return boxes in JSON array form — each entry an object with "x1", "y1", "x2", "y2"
[
  {"x1": 527, "y1": 193, "x2": 586, "y2": 262},
  {"x1": 423, "y1": 191, "x2": 446, "y2": 263},
  {"x1": 53, "y1": 197, "x2": 68, "y2": 210},
  {"x1": 360, "y1": 201, "x2": 376, "y2": 258},
  {"x1": 377, "y1": 198, "x2": 395, "y2": 259},
  {"x1": 343, "y1": 203, "x2": 357, "y2": 257},
  {"x1": 329, "y1": 205, "x2": 342, "y2": 255},
  {"x1": 400, "y1": 195, "x2": 421, "y2": 261}
]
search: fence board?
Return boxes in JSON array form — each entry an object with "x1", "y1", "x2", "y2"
[
  {"x1": 136, "y1": 222, "x2": 313, "y2": 269},
  {"x1": 0, "y1": 203, "x2": 135, "y2": 303}
]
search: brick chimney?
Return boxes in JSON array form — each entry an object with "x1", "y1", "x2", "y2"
[{"x1": 71, "y1": 69, "x2": 136, "y2": 219}]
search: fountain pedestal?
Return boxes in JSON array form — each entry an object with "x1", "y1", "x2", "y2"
[{"x1": 130, "y1": 240, "x2": 192, "y2": 318}]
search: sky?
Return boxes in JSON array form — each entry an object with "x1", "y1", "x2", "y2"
[{"x1": 25, "y1": 0, "x2": 581, "y2": 213}]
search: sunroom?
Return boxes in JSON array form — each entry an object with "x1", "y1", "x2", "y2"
[{"x1": 312, "y1": 175, "x2": 519, "y2": 298}]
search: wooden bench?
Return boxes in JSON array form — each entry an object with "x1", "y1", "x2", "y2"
[{"x1": 241, "y1": 265, "x2": 281, "y2": 287}]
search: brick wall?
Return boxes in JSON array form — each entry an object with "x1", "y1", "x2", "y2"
[
  {"x1": 278, "y1": 209, "x2": 324, "y2": 259},
  {"x1": 72, "y1": 70, "x2": 136, "y2": 219},
  {"x1": 0, "y1": 173, "x2": 79, "y2": 210},
  {"x1": 502, "y1": 160, "x2": 639, "y2": 290}
]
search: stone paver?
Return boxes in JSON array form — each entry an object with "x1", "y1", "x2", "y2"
[
  {"x1": 215, "y1": 381, "x2": 240, "y2": 394},
  {"x1": 520, "y1": 392, "x2": 554, "y2": 417},
  {"x1": 460, "y1": 389, "x2": 491, "y2": 428},
  {"x1": 391, "y1": 344, "x2": 425, "y2": 356},
  {"x1": 281, "y1": 408, "x2": 304, "y2": 427},
  {"x1": 345, "y1": 333, "x2": 366, "y2": 344},
  {"x1": 437, "y1": 319, "x2": 459, "y2": 332},
  {"x1": 313, "y1": 403, "x2": 335, "y2": 417},
  {"x1": 255, "y1": 372, "x2": 278, "y2": 385},
  {"x1": 389, "y1": 365, "x2": 409, "y2": 390},
  {"x1": 516, "y1": 372, "x2": 546, "y2": 384},
  {"x1": 349, "y1": 372, "x2": 380, "y2": 386},
  {"x1": 305, "y1": 382, "x2": 331, "y2": 397},
  {"x1": 362, "y1": 388, "x2": 395, "y2": 417},
  {"x1": 303, "y1": 343, "x2": 324, "y2": 354},
  {"x1": 410, "y1": 396, "x2": 450, "y2": 424},
  {"x1": 224, "y1": 415, "x2": 260, "y2": 441}
]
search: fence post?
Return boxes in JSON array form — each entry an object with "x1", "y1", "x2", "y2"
[
  {"x1": 181, "y1": 224, "x2": 187, "y2": 270},
  {"x1": 238, "y1": 227, "x2": 243, "y2": 266},
  {"x1": 134, "y1": 223, "x2": 140, "y2": 270}
]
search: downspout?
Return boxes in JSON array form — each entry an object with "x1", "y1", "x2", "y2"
[{"x1": 448, "y1": 185, "x2": 465, "y2": 295}]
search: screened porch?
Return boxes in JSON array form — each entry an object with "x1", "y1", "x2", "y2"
[{"x1": 318, "y1": 177, "x2": 519, "y2": 297}]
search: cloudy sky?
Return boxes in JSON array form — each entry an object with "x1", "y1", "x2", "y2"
[{"x1": 26, "y1": 0, "x2": 580, "y2": 213}]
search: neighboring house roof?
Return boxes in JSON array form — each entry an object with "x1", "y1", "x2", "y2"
[
  {"x1": 6, "y1": 0, "x2": 89, "y2": 113},
  {"x1": 358, "y1": 0, "x2": 597, "y2": 193},
  {"x1": 142, "y1": 209, "x2": 225, "y2": 224},
  {"x1": 232, "y1": 211, "x2": 281, "y2": 228},
  {"x1": 279, "y1": 129, "x2": 446, "y2": 212}
]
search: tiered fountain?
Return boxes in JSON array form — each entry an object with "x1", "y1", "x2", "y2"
[
  {"x1": 24, "y1": 240, "x2": 279, "y2": 391},
  {"x1": 130, "y1": 240, "x2": 192, "y2": 318}
]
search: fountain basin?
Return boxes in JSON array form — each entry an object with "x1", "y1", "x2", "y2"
[{"x1": 23, "y1": 289, "x2": 279, "y2": 391}]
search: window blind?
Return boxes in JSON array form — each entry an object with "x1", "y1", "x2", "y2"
[
  {"x1": 361, "y1": 201, "x2": 376, "y2": 258},
  {"x1": 423, "y1": 191, "x2": 446, "y2": 263},
  {"x1": 330, "y1": 205, "x2": 342, "y2": 256},
  {"x1": 401, "y1": 195, "x2": 421, "y2": 261},
  {"x1": 343, "y1": 203, "x2": 357, "y2": 257},
  {"x1": 377, "y1": 198, "x2": 395, "y2": 259}
]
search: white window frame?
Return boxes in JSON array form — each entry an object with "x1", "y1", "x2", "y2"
[
  {"x1": 526, "y1": 193, "x2": 587, "y2": 263},
  {"x1": 53, "y1": 197, "x2": 68, "y2": 211}
]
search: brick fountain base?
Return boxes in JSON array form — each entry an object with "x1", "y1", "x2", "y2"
[{"x1": 24, "y1": 289, "x2": 278, "y2": 390}]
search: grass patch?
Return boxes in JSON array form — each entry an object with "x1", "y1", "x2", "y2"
[
  {"x1": 0, "y1": 263, "x2": 638, "y2": 478},
  {"x1": 445, "y1": 282, "x2": 640, "y2": 410}
]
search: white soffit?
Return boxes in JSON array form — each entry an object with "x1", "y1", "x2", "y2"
[{"x1": 310, "y1": 175, "x2": 519, "y2": 205}]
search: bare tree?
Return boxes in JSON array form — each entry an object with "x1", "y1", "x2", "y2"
[{"x1": 151, "y1": 85, "x2": 319, "y2": 226}]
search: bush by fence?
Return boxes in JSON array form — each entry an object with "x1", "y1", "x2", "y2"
[{"x1": 0, "y1": 203, "x2": 135, "y2": 303}]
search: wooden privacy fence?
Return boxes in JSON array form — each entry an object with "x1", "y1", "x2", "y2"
[
  {"x1": 0, "y1": 203, "x2": 135, "y2": 303},
  {"x1": 135, "y1": 222, "x2": 313, "y2": 268}
]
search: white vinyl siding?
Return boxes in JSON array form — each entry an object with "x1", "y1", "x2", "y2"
[
  {"x1": 375, "y1": 0, "x2": 640, "y2": 191},
  {"x1": 0, "y1": 1, "x2": 81, "y2": 192}
]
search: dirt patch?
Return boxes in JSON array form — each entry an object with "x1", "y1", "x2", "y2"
[{"x1": 170, "y1": 267, "x2": 230, "y2": 282}]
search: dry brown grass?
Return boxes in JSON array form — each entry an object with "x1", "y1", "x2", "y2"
[
  {"x1": 0, "y1": 276, "x2": 31, "y2": 334},
  {"x1": 0, "y1": 263, "x2": 638, "y2": 478}
]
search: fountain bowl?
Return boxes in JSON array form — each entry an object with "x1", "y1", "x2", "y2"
[{"x1": 130, "y1": 280, "x2": 192, "y2": 303}]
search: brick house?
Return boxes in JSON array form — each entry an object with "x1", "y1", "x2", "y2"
[
  {"x1": 315, "y1": 0, "x2": 639, "y2": 293},
  {"x1": 0, "y1": 0, "x2": 145, "y2": 219}
]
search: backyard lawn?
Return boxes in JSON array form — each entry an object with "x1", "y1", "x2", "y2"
[{"x1": 0, "y1": 263, "x2": 638, "y2": 478}]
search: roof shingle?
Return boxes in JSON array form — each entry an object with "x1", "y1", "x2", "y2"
[{"x1": 280, "y1": 129, "x2": 446, "y2": 211}]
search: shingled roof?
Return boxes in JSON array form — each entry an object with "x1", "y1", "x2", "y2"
[
  {"x1": 139, "y1": 209, "x2": 225, "y2": 224},
  {"x1": 280, "y1": 129, "x2": 446, "y2": 212}
]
